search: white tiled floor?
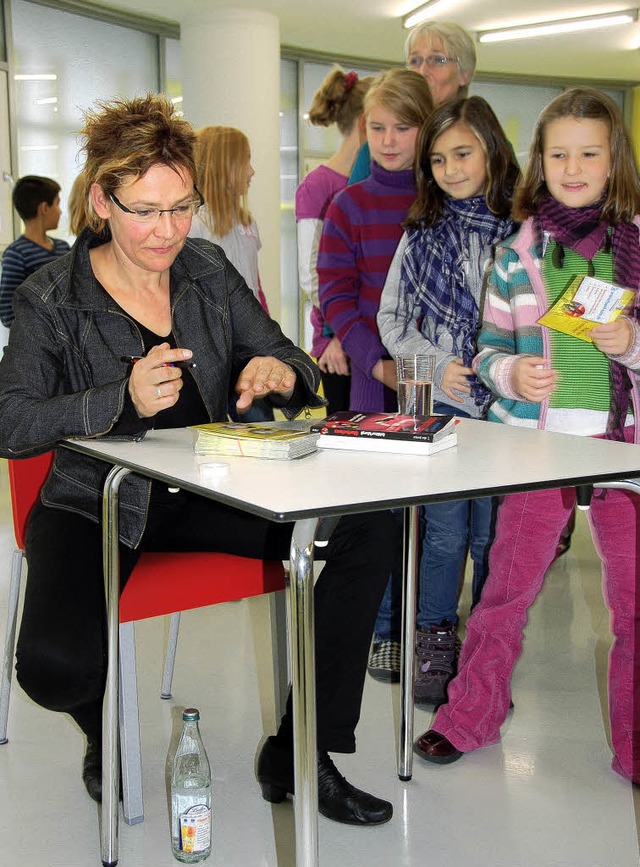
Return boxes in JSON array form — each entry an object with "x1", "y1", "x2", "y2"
[{"x1": 0, "y1": 460, "x2": 638, "y2": 866}]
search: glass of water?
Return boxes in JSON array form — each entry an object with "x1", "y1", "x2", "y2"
[{"x1": 395, "y1": 354, "x2": 435, "y2": 416}]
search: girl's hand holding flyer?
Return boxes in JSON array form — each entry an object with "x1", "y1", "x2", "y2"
[{"x1": 537, "y1": 274, "x2": 634, "y2": 342}]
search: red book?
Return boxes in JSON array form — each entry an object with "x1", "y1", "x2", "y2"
[{"x1": 310, "y1": 411, "x2": 456, "y2": 442}]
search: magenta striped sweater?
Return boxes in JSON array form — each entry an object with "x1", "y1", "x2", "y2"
[{"x1": 317, "y1": 161, "x2": 416, "y2": 412}]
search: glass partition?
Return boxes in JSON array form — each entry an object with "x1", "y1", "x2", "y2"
[{"x1": 11, "y1": 0, "x2": 159, "y2": 241}]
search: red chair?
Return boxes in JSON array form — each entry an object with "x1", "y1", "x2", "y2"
[{"x1": 0, "y1": 452, "x2": 288, "y2": 825}]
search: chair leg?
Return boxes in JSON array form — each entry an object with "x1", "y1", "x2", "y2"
[
  {"x1": 270, "y1": 587, "x2": 290, "y2": 722},
  {"x1": 119, "y1": 621, "x2": 144, "y2": 825},
  {"x1": 161, "y1": 612, "x2": 181, "y2": 700},
  {"x1": 0, "y1": 550, "x2": 23, "y2": 745}
]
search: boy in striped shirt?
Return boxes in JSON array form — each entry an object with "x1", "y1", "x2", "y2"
[{"x1": 0, "y1": 175, "x2": 70, "y2": 327}]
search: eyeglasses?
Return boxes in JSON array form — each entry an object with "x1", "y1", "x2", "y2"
[
  {"x1": 108, "y1": 188, "x2": 203, "y2": 224},
  {"x1": 407, "y1": 54, "x2": 457, "y2": 70}
]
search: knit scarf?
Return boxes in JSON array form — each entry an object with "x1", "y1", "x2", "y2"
[
  {"x1": 536, "y1": 195, "x2": 640, "y2": 440},
  {"x1": 399, "y1": 195, "x2": 517, "y2": 410}
]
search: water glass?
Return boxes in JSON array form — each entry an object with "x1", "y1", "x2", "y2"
[{"x1": 396, "y1": 354, "x2": 435, "y2": 416}]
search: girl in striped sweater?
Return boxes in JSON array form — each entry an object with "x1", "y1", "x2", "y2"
[
  {"x1": 318, "y1": 68, "x2": 433, "y2": 413},
  {"x1": 414, "y1": 88, "x2": 640, "y2": 784}
]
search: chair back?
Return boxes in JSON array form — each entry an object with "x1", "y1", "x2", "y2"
[{"x1": 7, "y1": 452, "x2": 54, "y2": 550}]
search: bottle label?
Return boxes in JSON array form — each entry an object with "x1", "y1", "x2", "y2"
[{"x1": 179, "y1": 803, "x2": 211, "y2": 854}]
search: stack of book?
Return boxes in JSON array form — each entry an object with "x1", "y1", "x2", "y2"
[
  {"x1": 190, "y1": 420, "x2": 319, "y2": 460},
  {"x1": 309, "y1": 411, "x2": 457, "y2": 455}
]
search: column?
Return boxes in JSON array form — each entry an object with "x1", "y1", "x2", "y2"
[{"x1": 180, "y1": 9, "x2": 282, "y2": 319}]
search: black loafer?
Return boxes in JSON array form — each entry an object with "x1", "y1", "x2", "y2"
[
  {"x1": 256, "y1": 736, "x2": 393, "y2": 826},
  {"x1": 413, "y1": 729, "x2": 463, "y2": 765},
  {"x1": 82, "y1": 739, "x2": 103, "y2": 802}
]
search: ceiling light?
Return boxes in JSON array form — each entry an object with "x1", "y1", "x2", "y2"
[
  {"x1": 402, "y1": 0, "x2": 452, "y2": 30},
  {"x1": 478, "y1": 10, "x2": 637, "y2": 43},
  {"x1": 14, "y1": 73, "x2": 57, "y2": 81}
]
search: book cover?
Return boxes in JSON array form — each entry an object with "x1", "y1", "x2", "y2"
[
  {"x1": 189, "y1": 420, "x2": 319, "y2": 460},
  {"x1": 310, "y1": 411, "x2": 456, "y2": 443},
  {"x1": 317, "y1": 431, "x2": 457, "y2": 456},
  {"x1": 537, "y1": 275, "x2": 634, "y2": 343}
]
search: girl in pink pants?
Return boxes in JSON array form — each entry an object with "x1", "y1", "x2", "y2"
[{"x1": 414, "y1": 86, "x2": 640, "y2": 783}]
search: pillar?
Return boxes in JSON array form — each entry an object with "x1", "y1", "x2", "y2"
[{"x1": 180, "y1": 9, "x2": 282, "y2": 319}]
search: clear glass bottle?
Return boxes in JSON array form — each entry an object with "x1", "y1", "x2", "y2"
[{"x1": 170, "y1": 708, "x2": 212, "y2": 863}]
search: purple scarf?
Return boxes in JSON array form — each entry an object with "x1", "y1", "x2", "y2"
[{"x1": 537, "y1": 196, "x2": 640, "y2": 441}]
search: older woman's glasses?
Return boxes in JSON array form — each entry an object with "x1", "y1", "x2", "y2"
[
  {"x1": 407, "y1": 54, "x2": 457, "y2": 70},
  {"x1": 109, "y1": 188, "x2": 203, "y2": 224}
]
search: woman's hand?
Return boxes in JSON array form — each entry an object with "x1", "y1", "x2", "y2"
[
  {"x1": 372, "y1": 359, "x2": 398, "y2": 390},
  {"x1": 591, "y1": 318, "x2": 633, "y2": 356},
  {"x1": 318, "y1": 336, "x2": 350, "y2": 376},
  {"x1": 127, "y1": 343, "x2": 193, "y2": 418},
  {"x1": 235, "y1": 356, "x2": 297, "y2": 413},
  {"x1": 441, "y1": 358, "x2": 473, "y2": 404},
  {"x1": 511, "y1": 356, "x2": 558, "y2": 403}
]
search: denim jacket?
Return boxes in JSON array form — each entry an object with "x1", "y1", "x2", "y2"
[{"x1": 0, "y1": 228, "x2": 323, "y2": 547}]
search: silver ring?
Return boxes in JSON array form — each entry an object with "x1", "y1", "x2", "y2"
[{"x1": 156, "y1": 386, "x2": 162, "y2": 399}]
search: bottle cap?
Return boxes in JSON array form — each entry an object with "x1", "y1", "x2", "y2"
[
  {"x1": 182, "y1": 707, "x2": 200, "y2": 721},
  {"x1": 198, "y1": 461, "x2": 230, "y2": 483}
]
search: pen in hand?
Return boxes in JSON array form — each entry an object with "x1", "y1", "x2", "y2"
[{"x1": 120, "y1": 355, "x2": 197, "y2": 370}]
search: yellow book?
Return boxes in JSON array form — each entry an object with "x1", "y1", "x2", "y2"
[
  {"x1": 189, "y1": 420, "x2": 319, "y2": 460},
  {"x1": 538, "y1": 275, "x2": 635, "y2": 343}
]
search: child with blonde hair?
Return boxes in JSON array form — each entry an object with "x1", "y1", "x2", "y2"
[
  {"x1": 190, "y1": 126, "x2": 271, "y2": 420},
  {"x1": 318, "y1": 68, "x2": 434, "y2": 681},
  {"x1": 190, "y1": 125, "x2": 268, "y2": 312},
  {"x1": 415, "y1": 88, "x2": 640, "y2": 783},
  {"x1": 318, "y1": 68, "x2": 434, "y2": 415}
]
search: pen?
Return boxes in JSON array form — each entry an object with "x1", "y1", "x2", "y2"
[{"x1": 120, "y1": 355, "x2": 197, "y2": 369}]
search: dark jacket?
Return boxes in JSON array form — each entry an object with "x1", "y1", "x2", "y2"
[{"x1": 0, "y1": 228, "x2": 322, "y2": 547}]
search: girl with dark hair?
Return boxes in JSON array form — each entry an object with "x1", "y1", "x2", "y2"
[{"x1": 376, "y1": 96, "x2": 520, "y2": 698}]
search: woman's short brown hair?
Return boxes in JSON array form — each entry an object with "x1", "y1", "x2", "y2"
[
  {"x1": 80, "y1": 93, "x2": 197, "y2": 232},
  {"x1": 514, "y1": 87, "x2": 640, "y2": 224}
]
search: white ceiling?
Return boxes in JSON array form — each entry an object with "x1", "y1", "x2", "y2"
[{"x1": 95, "y1": 0, "x2": 640, "y2": 83}]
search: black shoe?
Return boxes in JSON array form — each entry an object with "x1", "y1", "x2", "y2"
[
  {"x1": 82, "y1": 739, "x2": 102, "y2": 803},
  {"x1": 256, "y1": 736, "x2": 393, "y2": 825}
]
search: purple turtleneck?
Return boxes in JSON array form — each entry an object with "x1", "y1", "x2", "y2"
[{"x1": 318, "y1": 161, "x2": 417, "y2": 412}]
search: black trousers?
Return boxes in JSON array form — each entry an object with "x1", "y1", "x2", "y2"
[{"x1": 17, "y1": 491, "x2": 396, "y2": 753}]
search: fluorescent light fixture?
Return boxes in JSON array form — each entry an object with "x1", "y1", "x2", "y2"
[
  {"x1": 402, "y1": 0, "x2": 451, "y2": 30},
  {"x1": 35, "y1": 97, "x2": 58, "y2": 105},
  {"x1": 170, "y1": 96, "x2": 183, "y2": 104},
  {"x1": 478, "y1": 9, "x2": 637, "y2": 43},
  {"x1": 14, "y1": 73, "x2": 57, "y2": 81}
]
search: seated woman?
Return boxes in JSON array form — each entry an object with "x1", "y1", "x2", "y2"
[{"x1": 0, "y1": 94, "x2": 396, "y2": 826}]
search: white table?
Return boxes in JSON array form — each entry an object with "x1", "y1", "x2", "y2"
[{"x1": 63, "y1": 419, "x2": 640, "y2": 867}]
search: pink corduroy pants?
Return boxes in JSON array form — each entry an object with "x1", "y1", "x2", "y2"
[{"x1": 433, "y1": 480, "x2": 640, "y2": 782}]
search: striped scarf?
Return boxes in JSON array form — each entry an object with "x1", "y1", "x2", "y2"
[
  {"x1": 537, "y1": 196, "x2": 640, "y2": 440},
  {"x1": 399, "y1": 195, "x2": 516, "y2": 410}
]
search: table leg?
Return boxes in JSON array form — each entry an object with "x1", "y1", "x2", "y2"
[
  {"x1": 596, "y1": 480, "x2": 640, "y2": 497},
  {"x1": 101, "y1": 465, "x2": 131, "y2": 867},
  {"x1": 289, "y1": 517, "x2": 321, "y2": 867},
  {"x1": 397, "y1": 505, "x2": 420, "y2": 781}
]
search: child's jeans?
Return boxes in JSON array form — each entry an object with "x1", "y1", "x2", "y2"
[
  {"x1": 434, "y1": 481, "x2": 640, "y2": 782},
  {"x1": 418, "y1": 491, "x2": 495, "y2": 629},
  {"x1": 373, "y1": 404, "x2": 496, "y2": 640}
]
